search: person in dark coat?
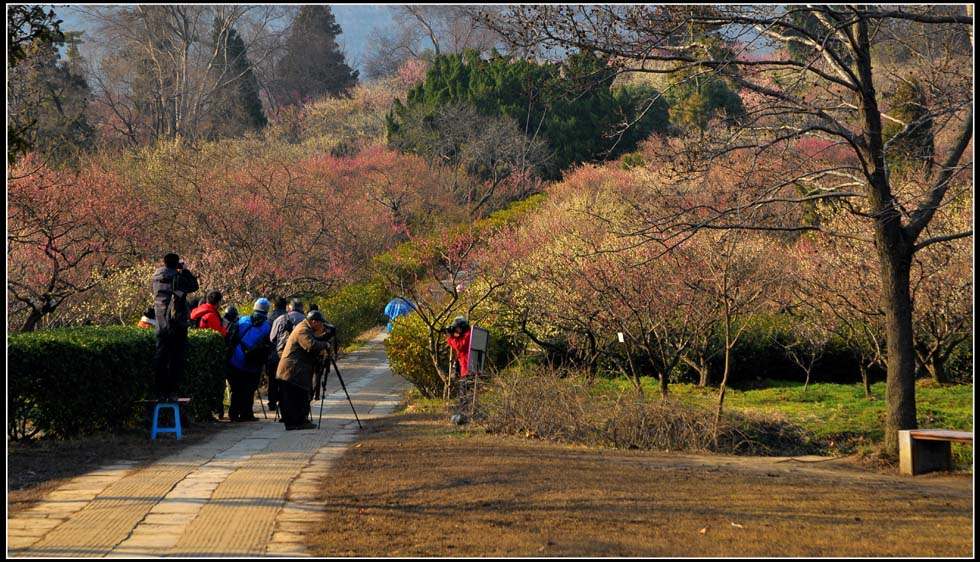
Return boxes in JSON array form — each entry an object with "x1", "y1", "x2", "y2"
[
  {"x1": 275, "y1": 310, "x2": 334, "y2": 430},
  {"x1": 151, "y1": 253, "x2": 199, "y2": 402},
  {"x1": 267, "y1": 299, "x2": 305, "y2": 411}
]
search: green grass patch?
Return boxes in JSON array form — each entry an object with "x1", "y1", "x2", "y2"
[{"x1": 584, "y1": 375, "x2": 972, "y2": 464}]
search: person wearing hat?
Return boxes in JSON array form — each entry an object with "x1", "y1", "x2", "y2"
[
  {"x1": 137, "y1": 306, "x2": 157, "y2": 329},
  {"x1": 226, "y1": 297, "x2": 274, "y2": 422},
  {"x1": 275, "y1": 310, "x2": 336, "y2": 430},
  {"x1": 444, "y1": 316, "x2": 473, "y2": 424}
]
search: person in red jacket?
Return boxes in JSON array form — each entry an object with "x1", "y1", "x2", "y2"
[
  {"x1": 444, "y1": 316, "x2": 473, "y2": 424},
  {"x1": 190, "y1": 290, "x2": 227, "y2": 337}
]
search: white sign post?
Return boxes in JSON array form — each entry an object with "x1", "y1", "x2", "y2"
[
  {"x1": 468, "y1": 326, "x2": 489, "y2": 375},
  {"x1": 467, "y1": 326, "x2": 489, "y2": 416}
]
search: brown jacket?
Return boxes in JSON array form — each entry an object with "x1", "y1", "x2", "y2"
[{"x1": 275, "y1": 319, "x2": 332, "y2": 393}]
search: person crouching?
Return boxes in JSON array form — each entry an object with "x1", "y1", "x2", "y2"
[{"x1": 275, "y1": 310, "x2": 335, "y2": 430}]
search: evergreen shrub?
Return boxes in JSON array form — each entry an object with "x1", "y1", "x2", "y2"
[
  {"x1": 8, "y1": 327, "x2": 226, "y2": 440},
  {"x1": 309, "y1": 278, "x2": 389, "y2": 350}
]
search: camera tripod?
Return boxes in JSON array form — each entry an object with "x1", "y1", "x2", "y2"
[{"x1": 317, "y1": 353, "x2": 362, "y2": 429}]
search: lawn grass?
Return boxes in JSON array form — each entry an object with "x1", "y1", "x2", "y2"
[{"x1": 588, "y1": 376, "x2": 973, "y2": 465}]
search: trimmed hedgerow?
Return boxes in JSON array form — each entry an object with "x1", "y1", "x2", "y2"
[{"x1": 8, "y1": 326, "x2": 226, "y2": 440}]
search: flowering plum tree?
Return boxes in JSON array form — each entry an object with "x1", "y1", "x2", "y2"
[
  {"x1": 7, "y1": 155, "x2": 150, "y2": 331},
  {"x1": 488, "y1": 5, "x2": 973, "y2": 454}
]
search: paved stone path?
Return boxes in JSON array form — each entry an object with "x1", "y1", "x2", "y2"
[{"x1": 8, "y1": 331, "x2": 409, "y2": 558}]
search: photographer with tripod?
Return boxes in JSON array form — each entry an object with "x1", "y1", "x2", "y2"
[
  {"x1": 443, "y1": 316, "x2": 473, "y2": 425},
  {"x1": 275, "y1": 310, "x2": 335, "y2": 431}
]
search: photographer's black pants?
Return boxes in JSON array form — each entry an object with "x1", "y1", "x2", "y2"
[
  {"x1": 227, "y1": 366, "x2": 260, "y2": 420},
  {"x1": 154, "y1": 330, "x2": 188, "y2": 397},
  {"x1": 280, "y1": 380, "x2": 312, "y2": 427},
  {"x1": 455, "y1": 375, "x2": 477, "y2": 415}
]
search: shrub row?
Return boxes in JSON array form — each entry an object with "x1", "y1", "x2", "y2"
[
  {"x1": 8, "y1": 327, "x2": 226, "y2": 441},
  {"x1": 479, "y1": 367, "x2": 823, "y2": 456}
]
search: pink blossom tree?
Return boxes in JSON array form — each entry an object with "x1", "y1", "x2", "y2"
[{"x1": 7, "y1": 155, "x2": 151, "y2": 331}]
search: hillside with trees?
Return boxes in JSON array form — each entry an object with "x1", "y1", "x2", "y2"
[{"x1": 6, "y1": 6, "x2": 972, "y2": 458}]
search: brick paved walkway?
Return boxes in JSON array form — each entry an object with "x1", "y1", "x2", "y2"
[{"x1": 8, "y1": 331, "x2": 408, "y2": 558}]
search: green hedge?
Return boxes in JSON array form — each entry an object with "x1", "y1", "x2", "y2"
[
  {"x1": 308, "y1": 278, "x2": 390, "y2": 349},
  {"x1": 8, "y1": 327, "x2": 226, "y2": 440},
  {"x1": 386, "y1": 314, "x2": 446, "y2": 398}
]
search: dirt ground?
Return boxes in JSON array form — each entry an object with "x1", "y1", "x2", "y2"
[
  {"x1": 8, "y1": 408, "x2": 973, "y2": 557},
  {"x1": 308, "y1": 411, "x2": 974, "y2": 558}
]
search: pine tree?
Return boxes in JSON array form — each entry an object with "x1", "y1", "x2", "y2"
[
  {"x1": 7, "y1": 28, "x2": 93, "y2": 165},
  {"x1": 208, "y1": 24, "x2": 267, "y2": 138},
  {"x1": 276, "y1": 6, "x2": 358, "y2": 105}
]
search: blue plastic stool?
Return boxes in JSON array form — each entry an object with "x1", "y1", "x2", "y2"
[{"x1": 151, "y1": 402, "x2": 182, "y2": 440}]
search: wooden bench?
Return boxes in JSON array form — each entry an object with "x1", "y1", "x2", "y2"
[{"x1": 898, "y1": 429, "x2": 973, "y2": 476}]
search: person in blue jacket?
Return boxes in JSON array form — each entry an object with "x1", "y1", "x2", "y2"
[{"x1": 226, "y1": 298, "x2": 273, "y2": 422}]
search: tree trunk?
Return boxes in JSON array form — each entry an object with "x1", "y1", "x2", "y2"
[
  {"x1": 712, "y1": 346, "x2": 730, "y2": 448},
  {"x1": 872, "y1": 212, "x2": 918, "y2": 455},
  {"x1": 624, "y1": 347, "x2": 644, "y2": 398},
  {"x1": 684, "y1": 355, "x2": 710, "y2": 387},
  {"x1": 858, "y1": 363, "x2": 872, "y2": 399},
  {"x1": 20, "y1": 308, "x2": 43, "y2": 333},
  {"x1": 853, "y1": 14, "x2": 918, "y2": 458},
  {"x1": 427, "y1": 332, "x2": 451, "y2": 400},
  {"x1": 924, "y1": 351, "x2": 948, "y2": 386},
  {"x1": 713, "y1": 307, "x2": 733, "y2": 446}
]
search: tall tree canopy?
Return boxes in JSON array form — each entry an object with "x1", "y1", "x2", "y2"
[
  {"x1": 276, "y1": 5, "x2": 358, "y2": 105},
  {"x1": 79, "y1": 5, "x2": 288, "y2": 144},
  {"x1": 6, "y1": 5, "x2": 75, "y2": 163},
  {"x1": 387, "y1": 49, "x2": 669, "y2": 179},
  {"x1": 206, "y1": 24, "x2": 267, "y2": 138}
]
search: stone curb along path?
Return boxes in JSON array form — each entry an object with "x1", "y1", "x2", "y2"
[{"x1": 8, "y1": 331, "x2": 409, "y2": 558}]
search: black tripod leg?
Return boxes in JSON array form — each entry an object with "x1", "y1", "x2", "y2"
[
  {"x1": 317, "y1": 362, "x2": 328, "y2": 429},
  {"x1": 331, "y1": 357, "x2": 362, "y2": 429}
]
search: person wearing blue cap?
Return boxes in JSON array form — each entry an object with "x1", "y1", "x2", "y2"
[{"x1": 226, "y1": 297, "x2": 274, "y2": 422}]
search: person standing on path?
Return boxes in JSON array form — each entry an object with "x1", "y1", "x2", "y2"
[
  {"x1": 152, "y1": 253, "x2": 199, "y2": 402},
  {"x1": 227, "y1": 298, "x2": 273, "y2": 422},
  {"x1": 268, "y1": 299, "x2": 305, "y2": 412},
  {"x1": 276, "y1": 310, "x2": 335, "y2": 430}
]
